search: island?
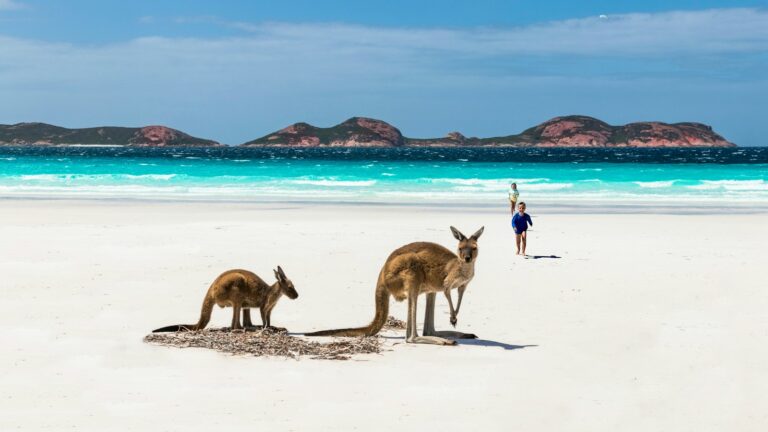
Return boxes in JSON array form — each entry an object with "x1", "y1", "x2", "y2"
[
  {"x1": 241, "y1": 115, "x2": 734, "y2": 148},
  {"x1": 0, "y1": 123, "x2": 221, "y2": 147},
  {"x1": 1, "y1": 116, "x2": 735, "y2": 147}
]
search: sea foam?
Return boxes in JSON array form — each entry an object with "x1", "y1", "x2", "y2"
[
  {"x1": 291, "y1": 179, "x2": 377, "y2": 187},
  {"x1": 634, "y1": 180, "x2": 676, "y2": 188},
  {"x1": 687, "y1": 180, "x2": 767, "y2": 191}
]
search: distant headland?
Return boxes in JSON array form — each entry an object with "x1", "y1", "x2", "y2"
[
  {"x1": 0, "y1": 123, "x2": 220, "y2": 147},
  {"x1": 1, "y1": 115, "x2": 735, "y2": 147}
]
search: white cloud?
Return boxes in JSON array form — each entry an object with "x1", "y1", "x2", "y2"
[
  {"x1": 0, "y1": 0, "x2": 23, "y2": 10},
  {"x1": 0, "y1": 7, "x2": 765, "y2": 94},
  {"x1": 181, "y1": 8, "x2": 768, "y2": 56},
  {"x1": 0, "y1": 8, "x2": 765, "y2": 143}
]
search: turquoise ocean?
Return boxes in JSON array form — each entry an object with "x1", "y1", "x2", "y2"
[{"x1": 1, "y1": 147, "x2": 767, "y2": 205}]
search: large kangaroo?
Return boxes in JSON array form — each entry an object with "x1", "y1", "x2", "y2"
[
  {"x1": 153, "y1": 266, "x2": 298, "y2": 332},
  {"x1": 306, "y1": 226, "x2": 483, "y2": 345}
]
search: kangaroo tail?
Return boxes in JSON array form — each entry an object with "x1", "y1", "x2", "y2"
[
  {"x1": 152, "y1": 295, "x2": 215, "y2": 333},
  {"x1": 305, "y1": 280, "x2": 389, "y2": 337}
]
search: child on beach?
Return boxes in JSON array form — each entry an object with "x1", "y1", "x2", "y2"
[
  {"x1": 508, "y1": 182, "x2": 519, "y2": 215},
  {"x1": 512, "y1": 202, "x2": 533, "y2": 256}
]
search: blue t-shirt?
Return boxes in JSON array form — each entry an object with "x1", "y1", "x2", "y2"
[{"x1": 512, "y1": 212, "x2": 533, "y2": 233}]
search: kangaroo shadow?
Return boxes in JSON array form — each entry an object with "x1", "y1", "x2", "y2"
[
  {"x1": 456, "y1": 339, "x2": 537, "y2": 350},
  {"x1": 378, "y1": 334, "x2": 536, "y2": 351}
]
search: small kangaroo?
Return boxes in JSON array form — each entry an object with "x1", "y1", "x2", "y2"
[
  {"x1": 152, "y1": 266, "x2": 298, "y2": 332},
  {"x1": 306, "y1": 226, "x2": 483, "y2": 345}
]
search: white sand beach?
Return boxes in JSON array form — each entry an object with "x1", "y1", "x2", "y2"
[{"x1": 1, "y1": 200, "x2": 766, "y2": 431}]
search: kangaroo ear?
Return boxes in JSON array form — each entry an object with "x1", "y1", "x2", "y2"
[
  {"x1": 470, "y1": 226, "x2": 485, "y2": 240},
  {"x1": 277, "y1": 265, "x2": 286, "y2": 280},
  {"x1": 450, "y1": 226, "x2": 466, "y2": 241},
  {"x1": 273, "y1": 269, "x2": 281, "y2": 281}
]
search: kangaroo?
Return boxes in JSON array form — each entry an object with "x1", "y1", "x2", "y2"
[
  {"x1": 306, "y1": 226, "x2": 483, "y2": 345},
  {"x1": 152, "y1": 266, "x2": 298, "y2": 332}
]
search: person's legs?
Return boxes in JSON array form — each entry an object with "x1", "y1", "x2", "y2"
[
  {"x1": 510, "y1": 201, "x2": 516, "y2": 215},
  {"x1": 515, "y1": 233, "x2": 522, "y2": 255},
  {"x1": 521, "y1": 231, "x2": 528, "y2": 255}
]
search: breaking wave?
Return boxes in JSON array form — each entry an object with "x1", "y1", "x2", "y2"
[
  {"x1": 634, "y1": 180, "x2": 676, "y2": 188},
  {"x1": 290, "y1": 179, "x2": 377, "y2": 187},
  {"x1": 686, "y1": 180, "x2": 768, "y2": 191}
]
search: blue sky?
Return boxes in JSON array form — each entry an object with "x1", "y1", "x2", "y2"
[{"x1": 1, "y1": 0, "x2": 766, "y2": 145}]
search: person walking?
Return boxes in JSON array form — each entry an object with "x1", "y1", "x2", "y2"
[
  {"x1": 512, "y1": 202, "x2": 533, "y2": 256},
  {"x1": 508, "y1": 182, "x2": 519, "y2": 215}
]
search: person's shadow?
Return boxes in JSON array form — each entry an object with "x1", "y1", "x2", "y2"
[{"x1": 528, "y1": 254, "x2": 561, "y2": 259}]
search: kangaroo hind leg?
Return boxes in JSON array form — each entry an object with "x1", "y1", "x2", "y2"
[
  {"x1": 405, "y1": 287, "x2": 454, "y2": 346},
  {"x1": 242, "y1": 309, "x2": 263, "y2": 331},
  {"x1": 423, "y1": 293, "x2": 478, "y2": 340},
  {"x1": 263, "y1": 308, "x2": 286, "y2": 332},
  {"x1": 231, "y1": 305, "x2": 243, "y2": 331}
]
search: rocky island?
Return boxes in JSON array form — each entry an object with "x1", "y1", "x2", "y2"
[
  {"x1": 242, "y1": 115, "x2": 734, "y2": 148},
  {"x1": 242, "y1": 117, "x2": 405, "y2": 147},
  {"x1": 1, "y1": 116, "x2": 734, "y2": 147},
  {"x1": 0, "y1": 123, "x2": 221, "y2": 147}
]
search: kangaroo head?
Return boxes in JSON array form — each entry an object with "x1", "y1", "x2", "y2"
[
  {"x1": 450, "y1": 226, "x2": 484, "y2": 263},
  {"x1": 273, "y1": 265, "x2": 298, "y2": 299}
]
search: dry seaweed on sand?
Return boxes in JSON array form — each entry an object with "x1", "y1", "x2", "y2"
[
  {"x1": 384, "y1": 315, "x2": 406, "y2": 329},
  {"x1": 143, "y1": 327, "x2": 381, "y2": 360}
]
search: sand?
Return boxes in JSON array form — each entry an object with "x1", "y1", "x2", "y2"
[{"x1": 1, "y1": 200, "x2": 766, "y2": 431}]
